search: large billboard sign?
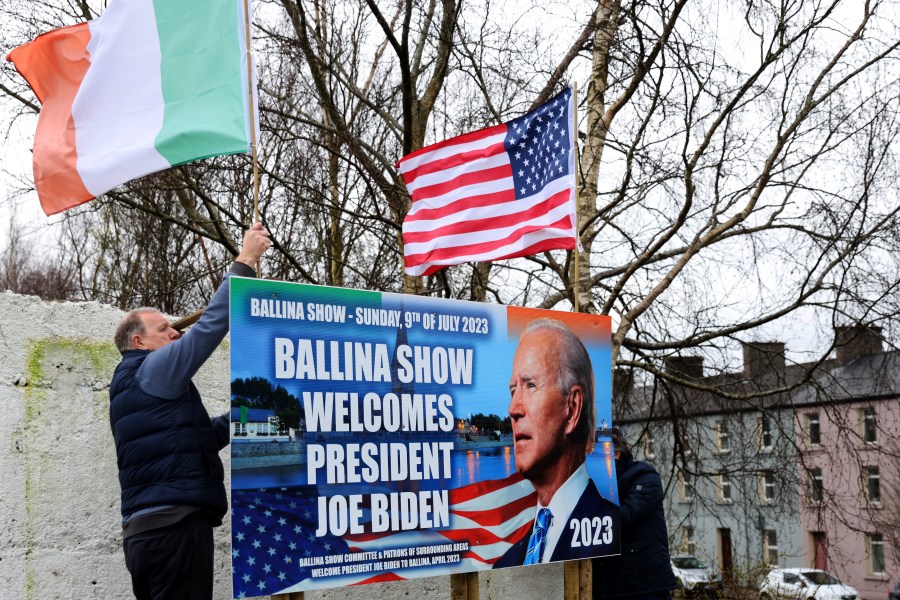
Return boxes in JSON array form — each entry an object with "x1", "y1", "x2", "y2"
[{"x1": 229, "y1": 278, "x2": 619, "y2": 597}]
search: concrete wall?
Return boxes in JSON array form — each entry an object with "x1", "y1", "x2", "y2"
[{"x1": 0, "y1": 291, "x2": 562, "y2": 600}]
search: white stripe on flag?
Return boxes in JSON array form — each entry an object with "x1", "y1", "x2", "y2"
[
  {"x1": 406, "y1": 176, "x2": 513, "y2": 217},
  {"x1": 404, "y1": 225, "x2": 575, "y2": 277},
  {"x1": 404, "y1": 191, "x2": 574, "y2": 254},
  {"x1": 404, "y1": 177, "x2": 571, "y2": 233},
  {"x1": 449, "y1": 508, "x2": 535, "y2": 542},
  {"x1": 347, "y1": 529, "x2": 450, "y2": 552},
  {"x1": 397, "y1": 130, "x2": 507, "y2": 174},
  {"x1": 452, "y1": 478, "x2": 535, "y2": 510},
  {"x1": 75, "y1": 1, "x2": 169, "y2": 196},
  {"x1": 405, "y1": 152, "x2": 509, "y2": 194}
]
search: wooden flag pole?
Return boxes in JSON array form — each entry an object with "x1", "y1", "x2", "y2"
[
  {"x1": 244, "y1": 4, "x2": 289, "y2": 600},
  {"x1": 566, "y1": 82, "x2": 594, "y2": 600},
  {"x1": 171, "y1": 309, "x2": 203, "y2": 332},
  {"x1": 572, "y1": 81, "x2": 581, "y2": 313},
  {"x1": 242, "y1": 0, "x2": 262, "y2": 276},
  {"x1": 175, "y1": 0, "x2": 261, "y2": 334}
]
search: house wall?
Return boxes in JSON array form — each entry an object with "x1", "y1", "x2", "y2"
[
  {"x1": 797, "y1": 399, "x2": 900, "y2": 599},
  {"x1": 0, "y1": 291, "x2": 562, "y2": 600},
  {"x1": 617, "y1": 354, "x2": 900, "y2": 600},
  {"x1": 619, "y1": 406, "x2": 804, "y2": 582}
]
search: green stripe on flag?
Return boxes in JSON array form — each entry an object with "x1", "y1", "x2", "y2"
[
  {"x1": 240, "y1": 405, "x2": 248, "y2": 425},
  {"x1": 153, "y1": 0, "x2": 249, "y2": 165}
]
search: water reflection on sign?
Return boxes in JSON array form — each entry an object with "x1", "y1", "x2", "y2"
[{"x1": 233, "y1": 444, "x2": 619, "y2": 505}]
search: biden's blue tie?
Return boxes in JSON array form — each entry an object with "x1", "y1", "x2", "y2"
[{"x1": 523, "y1": 508, "x2": 552, "y2": 565}]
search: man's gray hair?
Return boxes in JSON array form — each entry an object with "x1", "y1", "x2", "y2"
[
  {"x1": 113, "y1": 308, "x2": 158, "y2": 354},
  {"x1": 522, "y1": 318, "x2": 596, "y2": 444}
]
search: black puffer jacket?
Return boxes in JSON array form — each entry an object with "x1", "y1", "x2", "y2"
[
  {"x1": 109, "y1": 350, "x2": 229, "y2": 520},
  {"x1": 593, "y1": 456, "x2": 677, "y2": 598}
]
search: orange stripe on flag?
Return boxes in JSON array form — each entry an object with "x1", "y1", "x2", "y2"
[{"x1": 7, "y1": 24, "x2": 94, "y2": 215}]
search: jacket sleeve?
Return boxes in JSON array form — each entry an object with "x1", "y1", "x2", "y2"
[
  {"x1": 618, "y1": 464, "x2": 664, "y2": 527},
  {"x1": 211, "y1": 411, "x2": 231, "y2": 450},
  {"x1": 135, "y1": 261, "x2": 256, "y2": 400}
]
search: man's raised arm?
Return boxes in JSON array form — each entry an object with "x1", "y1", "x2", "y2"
[{"x1": 135, "y1": 223, "x2": 271, "y2": 399}]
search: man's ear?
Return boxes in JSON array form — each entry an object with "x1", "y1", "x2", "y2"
[
  {"x1": 130, "y1": 333, "x2": 143, "y2": 350},
  {"x1": 564, "y1": 385, "x2": 584, "y2": 436}
]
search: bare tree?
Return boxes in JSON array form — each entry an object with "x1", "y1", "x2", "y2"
[
  {"x1": 4, "y1": 1, "x2": 900, "y2": 335},
  {"x1": 0, "y1": 213, "x2": 76, "y2": 301},
  {"x1": 3, "y1": 0, "x2": 900, "y2": 596}
]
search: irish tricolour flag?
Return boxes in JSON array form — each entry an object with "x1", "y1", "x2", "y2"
[{"x1": 8, "y1": 0, "x2": 257, "y2": 216}]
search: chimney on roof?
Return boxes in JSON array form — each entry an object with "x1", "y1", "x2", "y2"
[
  {"x1": 834, "y1": 325, "x2": 883, "y2": 366},
  {"x1": 742, "y1": 342, "x2": 786, "y2": 379},
  {"x1": 664, "y1": 356, "x2": 703, "y2": 379}
]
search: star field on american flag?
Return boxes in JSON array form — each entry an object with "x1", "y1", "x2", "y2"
[
  {"x1": 231, "y1": 487, "x2": 349, "y2": 598},
  {"x1": 505, "y1": 88, "x2": 573, "y2": 200}
]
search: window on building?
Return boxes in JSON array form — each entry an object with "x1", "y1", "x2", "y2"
[
  {"x1": 759, "y1": 471, "x2": 776, "y2": 503},
  {"x1": 680, "y1": 526, "x2": 697, "y2": 555},
  {"x1": 763, "y1": 530, "x2": 778, "y2": 565},
  {"x1": 716, "y1": 421, "x2": 730, "y2": 452},
  {"x1": 859, "y1": 407, "x2": 877, "y2": 443},
  {"x1": 808, "y1": 468, "x2": 824, "y2": 503},
  {"x1": 234, "y1": 422, "x2": 247, "y2": 436},
  {"x1": 679, "y1": 472, "x2": 694, "y2": 502},
  {"x1": 868, "y1": 533, "x2": 886, "y2": 575},
  {"x1": 268, "y1": 416, "x2": 280, "y2": 436},
  {"x1": 641, "y1": 432, "x2": 656, "y2": 460},
  {"x1": 864, "y1": 467, "x2": 881, "y2": 505},
  {"x1": 758, "y1": 416, "x2": 773, "y2": 451},
  {"x1": 806, "y1": 413, "x2": 821, "y2": 446},
  {"x1": 718, "y1": 472, "x2": 732, "y2": 502},
  {"x1": 678, "y1": 435, "x2": 693, "y2": 457}
]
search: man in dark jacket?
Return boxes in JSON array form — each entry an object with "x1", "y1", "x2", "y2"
[
  {"x1": 109, "y1": 223, "x2": 269, "y2": 600},
  {"x1": 593, "y1": 428, "x2": 677, "y2": 599}
]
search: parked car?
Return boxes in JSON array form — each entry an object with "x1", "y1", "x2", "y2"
[
  {"x1": 889, "y1": 580, "x2": 900, "y2": 600},
  {"x1": 759, "y1": 567, "x2": 860, "y2": 600},
  {"x1": 670, "y1": 554, "x2": 722, "y2": 596}
]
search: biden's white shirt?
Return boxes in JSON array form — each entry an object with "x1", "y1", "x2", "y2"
[{"x1": 531, "y1": 463, "x2": 589, "y2": 562}]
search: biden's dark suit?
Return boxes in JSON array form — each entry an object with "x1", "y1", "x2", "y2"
[{"x1": 493, "y1": 478, "x2": 620, "y2": 567}]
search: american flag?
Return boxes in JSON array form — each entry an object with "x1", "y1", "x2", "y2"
[
  {"x1": 231, "y1": 474, "x2": 536, "y2": 596},
  {"x1": 231, "y1": 487, "x2": 350, "y2": 598},
  {"x1": 397, "y1": 87, "x2": 578, "y2": 276}
]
